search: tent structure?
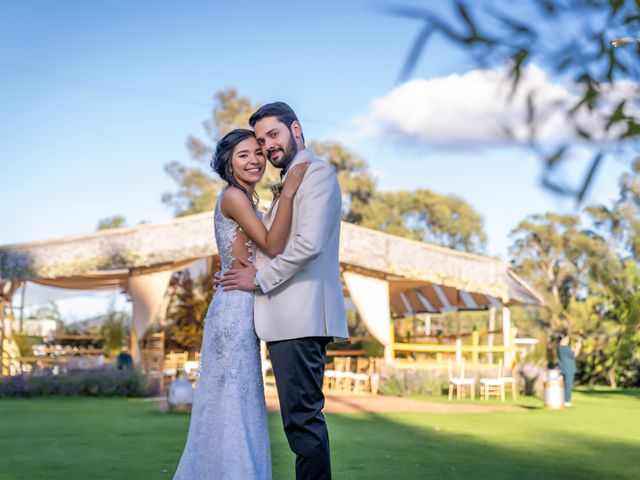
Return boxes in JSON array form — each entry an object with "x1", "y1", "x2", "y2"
[{"x1": 0, "y1": 210, "x2": 543, "y2": 366}]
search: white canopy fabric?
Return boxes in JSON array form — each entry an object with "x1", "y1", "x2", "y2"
[
  {"x1": 127, "y1": 269, "x2": 173, "y2": 360},
  {"x1": 343, "y1": 272, "x2": 391, "y2": 346}
]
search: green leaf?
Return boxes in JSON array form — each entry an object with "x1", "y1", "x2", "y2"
[
  {"x1": 605, "y1": 101, "x2": 627, "y2": 132},
  {"x1": 621, "y1": 120, "x2": 640, "y2": 139}
]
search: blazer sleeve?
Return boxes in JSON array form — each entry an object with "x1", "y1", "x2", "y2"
[{"x1": 256, "y1": 161, "x2": 340, "y2": 293}]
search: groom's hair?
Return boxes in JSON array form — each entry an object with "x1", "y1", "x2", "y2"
[{"x1": 249, "y1": 102, "x2": 304, "y2": 140}]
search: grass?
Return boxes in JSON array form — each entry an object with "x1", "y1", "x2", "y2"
[
  {"x1": 0, "y1": 389, "x2": 638, "y2": 479},
  {"x1": 408, "y1": 391, "x2": 545, "y2": 409}
]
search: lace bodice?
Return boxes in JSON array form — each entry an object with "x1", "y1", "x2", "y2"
[{"x1": 214, "y1": 194, "x2": 262, "y2": 273}]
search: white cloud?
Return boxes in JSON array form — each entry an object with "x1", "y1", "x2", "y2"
[{"x1": 353, "y1": 64, "x2": 638, "y2": 148}]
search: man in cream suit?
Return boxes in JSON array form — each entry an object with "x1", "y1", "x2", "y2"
[{"x1": 221, "y1": 102, "x2": 348, "y2": 480}]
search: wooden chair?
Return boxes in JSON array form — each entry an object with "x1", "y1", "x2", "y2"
[
  {"x1": 142, "y1": 332, "x2": 165, "y2": 350},
  {"x1": 350, "y1": 357, "x2": 383, "y2": 394},
  {"x1": 352, "y1": 357, "x2": 371, "y2": 393},
  {"x1": 324, "y1": 357, "x2": 353, "y2": 392},
  {"x1": 448, "y1": 359, "x2": 476, "y2": 400},
  {"x1": 323, "y1": 359, "x2": 338, "y2": 391},
  {"x1": 164, "y1": 351, "x2": 189, "y2": 380},
  {"x1": 140, "y1": 349, "x2": 164, "y2": 390},
  {"x1": 480, "y1": 360, "x2": 506, "y2": 401},
  {"x1": 369, "y1": 357, "x2": 382, "y2": 395},
  {"x1": 500, "y1": 361, "x2": 518, "y2": 400}
]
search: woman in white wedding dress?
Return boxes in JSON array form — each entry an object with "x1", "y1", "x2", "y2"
[{"x1": 173, "y1": 129, "x2": 308, "y2": 480}]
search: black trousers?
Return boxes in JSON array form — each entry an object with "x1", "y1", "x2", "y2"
[{"x1": 267, "y1": 336, "x2": 332, "y2": 480}]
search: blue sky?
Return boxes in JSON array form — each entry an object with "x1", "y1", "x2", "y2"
[{"x1": 0, "y1": 0, "x2": 633, "y2": 318}]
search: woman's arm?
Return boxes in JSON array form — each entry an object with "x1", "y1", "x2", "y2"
[
  {"x1": 573, "y1": 340, "x2": 582, "y2": 357},
  {"x1": 253, "y1": 161, "x2": 341, "y2": 293},
  {"x1": 221, "y1": 163, "x2": 309, "y2": 257}
]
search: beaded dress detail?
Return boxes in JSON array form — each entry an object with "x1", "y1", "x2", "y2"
[{"x1": 174, "y1": 195, "x2": 271, "y2": 480}]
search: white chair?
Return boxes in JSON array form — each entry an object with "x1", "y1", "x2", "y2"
[
  {"x1": 368, "y1": 357, "x2": 382, "y2": 395},
  {"x1": 352, "y1": 357, "x2": 372, "y2": 394},
  {"x1": 499, "y1": 361, "x2": 518, "y2": 400},
  {"x1": 479, "y1": 360, "x2": 506, "y2": 401},
  {"x1": 141, "y1": 348, "x2": 164, "y2": 391},
  {"x1": 163, "y1": 351, "x2": 188, "y2": 380},
  {"x1": 324, "y1": 357, "x2": 353, "y2": 392},
  {"x1": 448, "y1": 359, "x2": 475, "y2": 400}
]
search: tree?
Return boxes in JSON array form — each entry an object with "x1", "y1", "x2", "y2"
[
  {"x1": 308, "y1": 140, "x2": 377, "y2": 223},
  {"x1": 584, "y1": 259, "x2": 640, "y2": 387},
  {"x1": 582, "y1": 159, "x2": 640, "y2": 387},
  {"x1": 358, "y1": 189, "x2": 486, "y2": 252},
  {"x1": 509, "y1": 164, "x2": 640, "y2": 387},
  {"x1": 164, "y1": 270, "x2": 214, "y2": 352},
  {"x1": 101, "y1": 306, "x2": 130, "y2": 357},
  {"x1": 588, "y1": 158, "x2": 640, "y2": 258},
  {"x1": 509, "y1": 212, "x2": 595, "y2": 332},
  {"x1": 162, "y1": 88, "x2": 283, "y2": 216},
  {"x1": 96, "y1": 215, "x2": 127, "y2": 230},
  {"x1": 161, "y1": 162, "x2": 224, "y2": 217},
  {"x1": 162, "y1": 88, "x2": 488, "y2": 252},
  {"x1": 386, "y1": 1, "x2": 640, "y2": 202}
]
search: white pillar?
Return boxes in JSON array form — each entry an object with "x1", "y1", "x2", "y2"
[
  {"x1": 455, "y1": 338, "x2": 462, "y2": 364},
  {"x1": 424, "y1": 315, "x2": 431, "y2": 336},
  {"x1": 502, "y1": 306, "x2": 511, "y2": 367},
  {"x1": 487, "y1": 307, "x2": 496, "y2": 364}
]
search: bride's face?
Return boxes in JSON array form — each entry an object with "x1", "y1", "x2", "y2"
[{"x1": 231, "y1": 137, "x2": 266, "y2": 186}]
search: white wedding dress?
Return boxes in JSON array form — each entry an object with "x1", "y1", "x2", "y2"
[{"x1": 173, "y1": 197, "x2": 272, "y2": 479}]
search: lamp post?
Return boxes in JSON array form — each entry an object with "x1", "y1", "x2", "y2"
[{"x1": 610, "y1": 37, "x2": 640, "y2": 48}]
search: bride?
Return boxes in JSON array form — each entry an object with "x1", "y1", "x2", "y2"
[{"x1": 173, "y1": 129, "x2": 309, "y2": 479}]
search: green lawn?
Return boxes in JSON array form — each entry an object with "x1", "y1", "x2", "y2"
[{"x1": 0, "y1": 389, "x2": 638, "y2": 479}]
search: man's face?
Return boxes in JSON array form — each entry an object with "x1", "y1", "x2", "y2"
[{"x1": 253, "y1": 116, "x2": 298, "y2": 169}]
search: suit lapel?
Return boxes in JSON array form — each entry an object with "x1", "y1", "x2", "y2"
[{"x1": 264, "y1": 198, "x2": 280, "y2": 227}]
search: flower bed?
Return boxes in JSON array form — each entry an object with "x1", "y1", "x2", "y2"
[{"x1": 0, "y1": 367, "x2": 159, "y2": 398}]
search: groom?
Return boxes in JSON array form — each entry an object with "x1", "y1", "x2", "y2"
[{"x1": 221, "y1": 101, "x2": 349, "y2": 480}]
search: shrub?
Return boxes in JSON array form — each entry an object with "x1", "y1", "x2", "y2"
[
  {"x1": 378, "y1": 367, "x2": 447, "y2": 397},
  {"x1": 517, "y1": 362, "x2": 547, "y2": 396},
  {"x1": 378, "y1": 362, "x2": 548, "y2": 397},
  {"x1": 0, "y1": 367, "x2": 159, "y2": 398}
]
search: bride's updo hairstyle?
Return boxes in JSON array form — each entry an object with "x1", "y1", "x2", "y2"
[{"x1": 211, "y1": 128, "x2": 259, "y2": 205}]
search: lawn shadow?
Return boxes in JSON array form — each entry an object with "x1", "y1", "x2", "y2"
[
  {"x1": 270, "y1": 407, "x2": 638, "y2": 480},
  {"x1": 271, "y1": 390, "x2": 639, "y2": 479},
  {"x1": 307, "y1": 410, "x2": 638, "y2": 480},
  {"x1": 577, "y1": 388, "x2": 640, "y2": 400}
]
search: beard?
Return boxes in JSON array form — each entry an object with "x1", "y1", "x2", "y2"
[{"x1": 267, "y1": 133, "x2": 297, "y2": 169}]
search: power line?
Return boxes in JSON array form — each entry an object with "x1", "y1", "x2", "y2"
[
  {"x1": 2, "y1": 65, "x2": 213, "y2": 107},
  {"x1": 1, "y1": 65, "x2": 352, "y2": 128}
]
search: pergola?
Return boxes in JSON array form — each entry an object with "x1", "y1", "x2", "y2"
[{"x1": 0, "y1": 211, "x2": 543, "y2": 369}]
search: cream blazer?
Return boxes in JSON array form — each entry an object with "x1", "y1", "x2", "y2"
[{"x1": 254, "y1": 148, "x2": 348, "y2": 342}]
